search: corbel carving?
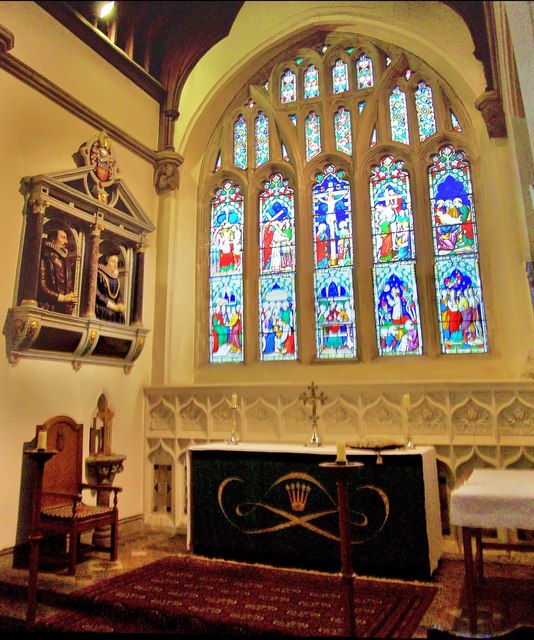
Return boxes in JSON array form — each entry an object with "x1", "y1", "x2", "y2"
[
  {"x1": 153, "y1": 150, "x2": 183, "y2": 195},
  {"x1": 0, "y1": 25, "x2": 15, "y2": 54},
  {"x1": 475, "y1": 89, "x2": 507, "y2": 138}
]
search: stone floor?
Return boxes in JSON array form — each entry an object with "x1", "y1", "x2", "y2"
[{"x1": 0, "y1": 528, "x2": 532, "y2": 636}]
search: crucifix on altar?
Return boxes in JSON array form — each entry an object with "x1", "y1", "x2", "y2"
[{"x1": 299, "y1": 381, "x2": 328, "y2": 446}]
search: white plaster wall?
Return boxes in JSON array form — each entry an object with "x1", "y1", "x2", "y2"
[{"x1": 0, "y1": 3, "x2": 159, "y2": 550}]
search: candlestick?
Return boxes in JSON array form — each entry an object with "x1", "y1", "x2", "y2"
[
  {"x1": 37, "y1": 430, "x2": 47, "y2": 451},
  {"x1": 402, "y1": 393, "x2": 411, "y2": 408},
  {"x1": 231, "y1": 393, "x2": 237, "y2": 409},
  {"x1": 336, "y1": 442, "x2": 347, "y2": 464}
]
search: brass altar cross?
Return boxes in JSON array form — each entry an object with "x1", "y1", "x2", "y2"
[{"x1": 300, "y1": 382, "x2": 327, "y2": 446}]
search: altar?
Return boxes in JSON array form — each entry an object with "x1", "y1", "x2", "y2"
[{"x1": 187, "y1": 443, "x2": 442, "y2": 579}]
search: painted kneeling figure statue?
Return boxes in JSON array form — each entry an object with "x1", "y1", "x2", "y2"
[{"x1": 96, "y1": 253, "x2": 125, "y2": 323}]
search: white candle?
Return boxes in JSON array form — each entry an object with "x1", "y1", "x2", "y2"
[
  {"x1": 231, "y1": 393, "x2": 237, "y2": 408},
  {"x1": 37, "y1": 430, "x2": 47, "y2": 451},
  {"x1": 336, "y1": 442, "x2": 347, "y2": 463},
  {"x1": 402, "y1": 393, "x2": 411, "y2": 408}
]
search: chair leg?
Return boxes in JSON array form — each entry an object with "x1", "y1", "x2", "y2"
[
  {"x1": 110, "y1": 517, "x2": 118, "y2": 562},
  {"x1": 68, "y1": 529, "x2": 78, "y2": 576}
]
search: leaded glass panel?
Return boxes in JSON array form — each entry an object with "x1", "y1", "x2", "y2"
[
  {"x1": 389, "y1": 86, "x2": 410, "y2": 144},
  {"x1": 312, "y1": 165, "x2": 357, "y2": 359},
  {"x1": 451, "y1": 111, "x2": 462, "y2": 132},
  {"x1": 370, "y1": 156, "x2": 415, "y2": 263},
  {"x1": 255, "y1": 111, "x2": 269, "y2": 167},
  {"x1": 356, "y1": 53, "x2": 373, "y2": 89},
  {"x1": 304, "y1": 64, "x2": 319, "y2": 99},
  {"x1": 334, "y1": 106, "x2": 352, "y2": 155},
  {"x1": 415, "y1": 81, "x2": 437, "y2": 141},
  {"x1": 435, "y1": 256, "x2": 488, "y2": 353},
  {"x1": 233, "y1": 114, "x2": 247, "y2": 169},
  {"x1": 259, "y1": 174, "x2": 297, "y2": 362},
  {"x1": 259, "y1": 273, "x2": 297, "y2": 361},
  {"x1": 314, "y1": 268, "x2": 356, "y2": 358},
  {"x1": 370, "y1": 156, "x2": 422, "y2": 356},
  {"x1": 428, "y1": 145, "x2": 478, "y2": 256},
  {"x1": 373, "y1": 263, "x2": 422, "y2": 356},
  {"x1": 332, "y1": 59, "x2": 349, "y2": 94},
  {"x1": 280, "y1": 69, "x2": 297, "y2": 103},
  {"x1": 209, "y1": 180, "x2": 244, "y2": 363},
  {"x1": 305, "y1": 112, "x2": 321, "y2": 161}
]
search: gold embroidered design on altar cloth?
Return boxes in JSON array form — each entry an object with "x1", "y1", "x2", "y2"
[{"x1": 217, "y1": 471, "x2": 389, "y2": 543}]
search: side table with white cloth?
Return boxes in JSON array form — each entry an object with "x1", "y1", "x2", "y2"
[{"x1": 450, "y1": 469, "x2": 534, "y2": 634}]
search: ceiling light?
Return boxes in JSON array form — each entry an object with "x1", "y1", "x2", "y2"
[{"x1": 99, "y1": 1, "x2": 115, "y2": 20}]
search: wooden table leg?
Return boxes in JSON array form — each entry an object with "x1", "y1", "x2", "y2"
[{"x1": 462, "y1": 527, "x2": 478, "y2": 634}]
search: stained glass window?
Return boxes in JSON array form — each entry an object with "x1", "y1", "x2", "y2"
[
  {"x1": 415, "y1": 81, "x2": 437, "y2": 141},
  {"x1": 289, "y1": 114, "x2": 297, "y2": 126},
  {"x1": 281, "y1": 142, "x2": 289, "y2": 161},
  {"x1": 280, "y1": 69, "x2": 297, "y2": 103},
  {"x1": 370, "y1": 156, "x2": 422, "y2": 356},
  {"x1": 305, "y1": 112, "x2": 321, "y2": 161},
  {"x1": 428, "y1": 144, "x2": 488, "y2": 353},
  {"x1": 370, "y1": 127, "x2": 377, "y2": 147},
  {"x1": 304, "y1": 64, "x2": 319, "y2": 99},
  {"x1": 450, "y1": 111, "x2": 462, "y2": 132},
  {"x1": 358, "y1": 101, "x2": 365, "y2": 114},
  {"x1": 255, "y1": 111, "x2": 269, "y2": 167},
  {"x1": 312, "y1": 165, "x2": 357, "y2": 359},
  {"x1": 259, "y1": 173, "x2": 298, "y2": 361},
  {"x1": 356, "y1": 53, "x2": 373, "y2": 89},
  {"x1": 334, "y1": 106, "x2": 352, "y2": 155},
  {"x1": 389, "y1": 87, "x2": 410, "y2": 144},
  {"x1": 332, "y1": 59, "x2": 349, "y2": 94},
  {"x1": 233, "y1": 114, "x2": 247, "y2": 169},
  {"x1": 214, "y1": 151, "x2": 221, "y2": 172},
  {"x1": 209, "y1": 180, "x2": 244, "y2": 363}
]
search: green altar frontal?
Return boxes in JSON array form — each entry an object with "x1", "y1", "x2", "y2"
[{"x1": 187, "y1": 443, "x2": 442, "y2": 580}]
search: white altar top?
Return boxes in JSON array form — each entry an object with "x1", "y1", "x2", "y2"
[{"x1": 450, "y1": 469, "x2": 534, "y2": 530}]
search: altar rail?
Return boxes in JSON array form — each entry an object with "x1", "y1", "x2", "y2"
[{"x1": 143, "y1": 382, "x2": 534, "y2": 534}]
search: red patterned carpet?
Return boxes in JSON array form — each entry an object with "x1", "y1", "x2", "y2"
[{"x1": 37, "y1": 553, "x2": 438, "y2": 636}]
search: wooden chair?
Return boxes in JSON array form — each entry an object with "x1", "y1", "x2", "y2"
[{"x1": 35, "y1": 415, "x2": 122, "y2": 576}]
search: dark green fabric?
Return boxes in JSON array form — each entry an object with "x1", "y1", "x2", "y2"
[{"x1": 191, "y1": 450, "x2": 432, "y2": 579}]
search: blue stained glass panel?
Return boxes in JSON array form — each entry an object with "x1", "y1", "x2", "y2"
[
  {"x1": 209, "y1": 275, "x2": 244, "y2": 363},
  {"x1": 369, "y1": 156, "x2": 415, "y2": 263},
  {"x1": 259, "y1": 273, "x2": 297, "y2": 361},
  {"x1": 356, "y1": 53, "x2": 373, "y2": 89},
  {"x1": 233, "y1": 114, "x2": 247, "y2": 169},
  {"x1": 334, "y1": 106, "x2": 352, "y2": 155},
  {"x1": 373, "y1": 263, "x2": 422, "y2": 356},
  {"x1": 259, "y1": 173, "x2": 295, "y2": 274},
  {"x1": 428, "y1": 145, "x2": 478, "y2": 256},
  {"x1": 332, "y1": 59, "x2": 349, "y2": 94},
  {"x1": 389, "y1": 87, "x2": 410, "y2": 144},
  {"x1": 289, "y1": 114, "x2": 297, "y2": 126},
  {"x1": 358, "y1": 101, "x2": 365, "y2": 114},
  {"x1": 305, "y1": 112, "x2": 321, "y2": 161},
  {"x1": 415, "y1": 81, "x2": 437, "y2": 141},
  {"x1": 435, "y1": 256, "x2": 488, "y2": 354},
  {"x1": 210, "y1": 182, "x2": 244, "y2": 277},
  {"x1": 451, "y1": 112, "x2": 462, "y2": 132},
  {"x1": 280, "y1": 69, "x2": 297, "y2": 103},
  {"x1": 304, "y1": 64, "x2": 319, "y2": 99},
  {"x1": 209, "y1": 180, "x2": 245, "y2": 363},
  {"x1": 255, "y1": 111, "x2": 269, "y2": 167},
  {"x1": 314, "y1": 267, "x2": 357, "y2": 359},
  {"x1": 312, "y1": 165, "x2": 357, "y2": 359}
]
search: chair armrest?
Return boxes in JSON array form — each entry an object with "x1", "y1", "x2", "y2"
[{"x1": 81, "y1": 483, "x2": 122, "y2": 493}]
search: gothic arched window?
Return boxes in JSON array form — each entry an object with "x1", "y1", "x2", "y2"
[{"x1": 202, "y1": 33, "x2": 489, "y2": 365}]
